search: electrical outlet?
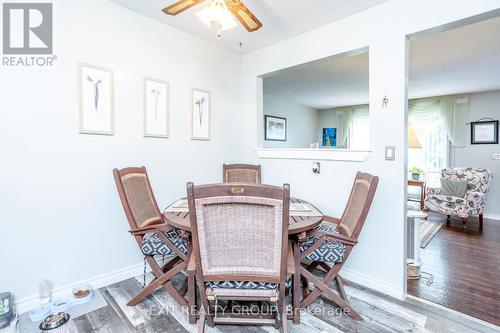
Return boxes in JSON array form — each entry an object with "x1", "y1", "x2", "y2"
[
  {"x1": 312, "y1": 162, "x2": 320, "y2": 174},
  {"x1": 492, "y1": 153, "x2": 500, "y2": 160}
]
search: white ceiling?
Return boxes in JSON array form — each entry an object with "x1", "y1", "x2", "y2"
[
  {"x1": 110, "y1": 0, "x2": 388, "y2": 54},
  {"x1": 263, "y1": 15, "x2": 500, "y2": 109},
  {"x1": 264, "y1": 51, "x2": 369, "y2": 110}
]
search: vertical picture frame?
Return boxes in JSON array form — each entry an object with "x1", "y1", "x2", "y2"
[
  {"x1": 191, "y1": 88, "x2": 211, "y2": 141},
  {"x1": 78, "y1": 63, "x2": 114, "y2": 135},
  {"x1": 144, "y1": 78, "x2": 169, "y2": 138}
]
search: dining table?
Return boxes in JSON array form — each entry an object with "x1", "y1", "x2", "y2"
[
  {"x1": 162, "y1": 196, "x2": 325, "y2": 325},
  {"x1": 163, "y1": 197, "x2": 324, "y2": 235}
]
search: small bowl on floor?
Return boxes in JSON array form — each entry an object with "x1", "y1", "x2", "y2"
[
  {"x1": 39, "y1": 312, "x2": 70, "y2": 331},
  {"x1": 72, "y1": 284, "x2": 92, "y2": 299}
]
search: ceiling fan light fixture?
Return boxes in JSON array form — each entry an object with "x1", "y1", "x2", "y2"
[{"x1": 196, "y1": 0, "x2": 237, "y2": 35}]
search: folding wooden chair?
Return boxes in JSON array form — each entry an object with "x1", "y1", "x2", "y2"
[
  {"x1": 299, "y1": 172, "x2": 379, "y2": 320},
  {"x1": 113, "y1": 167, "x2": 189, "y2": 307},
  {"x1": 223, "y1": 163, "x2": 262, "y2": 184},
  {"x1": 186, "y1": 183, "x2": 293, "y2": 333}
]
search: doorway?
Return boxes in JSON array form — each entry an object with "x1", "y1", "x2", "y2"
[{"x1": 405, "y1": 13, "x2": 500, "y2": 326}]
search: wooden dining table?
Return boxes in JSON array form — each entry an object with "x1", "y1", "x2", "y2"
[
  {"x1": 163, "y1": 197, "x2": 324, "y2": 325},
  {"x1": 163, "y1": 197, "x2": 324, "y2": 235}
]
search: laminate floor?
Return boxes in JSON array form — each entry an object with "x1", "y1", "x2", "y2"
[
  {"x1": 407, "y1": 213, "x2": 500, "y2": 326},
  {"x1": 21, "y1": 270, "x2": 499, "y2": 332}
]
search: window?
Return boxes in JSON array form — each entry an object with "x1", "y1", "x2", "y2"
[
  {"x1": 408, "y1": 120, "x2": 448, "y2": 187},
  {"x1": 337, "y1": 105, "x2": 369, "y2": 150},
  {"x1": 349, "y1": 115, "x2": 370, "y2": 150},
  {"x1": 407, "y1": 96, "x2": 461, "y2": 187}
]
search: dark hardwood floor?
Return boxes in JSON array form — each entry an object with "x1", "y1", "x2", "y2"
[{"x1": 407, "y1": 213, "x2": 500, "y2": 326}]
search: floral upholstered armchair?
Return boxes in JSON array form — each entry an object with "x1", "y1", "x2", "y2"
[{"x1": 424, "y1": 168, "x2": 493, "y2": 229}]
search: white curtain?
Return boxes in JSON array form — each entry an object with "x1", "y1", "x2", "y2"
[
  {"x1": 336, "y1": 107, "x2": 352, "y2": 148},
  {"x1": 408, "y1": 94, "x2": 468, "y2": 145},
  {"x1": 336, "y1": 104, "x2": 369, "y2": 149},
  {"x1": 408, "y1": 94, "x2": 469, "y2": 186}
]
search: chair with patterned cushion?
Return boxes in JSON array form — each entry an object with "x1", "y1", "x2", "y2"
[
  {"x1": 113, "y1": 167, "x2": 189, "y2": 308},
  {"x1": 298, "y1": 172, "x2": 379, "y2": 320},
  {"x1": 223, "y1": 164, "x2": 261, "y2": 184},
  {"x1": 424, "y1": 167, "x2": 493, "y2": 230},
  {"x1": 186, "y1": 182, "x2": 292, "y2": 332}
]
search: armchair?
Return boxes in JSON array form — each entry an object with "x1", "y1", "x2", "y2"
[{"x1": 424, "y1": 167, "x2": 493, "y2": 229}]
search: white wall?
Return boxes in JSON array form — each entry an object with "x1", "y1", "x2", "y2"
[
  {"x1": 263, "y1": 94, "x2": 319, "y2": 148},
  {"x1": 241, "y1": 1, "x2": 500, "y2": 299},
  {"x1": 2, "y1": 0, "x2": 500, "y2": 311},
  {"x1": 452, "y1": 90, "x2": 500, "y2": 218},
  {"x1": 0, "y1": 0, "x2": 241, "y2": 306},
  {"x1": 318, "y1": 109, "x2": 338, "y2": 129}
]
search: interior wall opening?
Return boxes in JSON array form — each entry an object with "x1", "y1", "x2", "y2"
[
  {"x1": 404, "y1": 13, "x2": 500, "y2": 326},
  {"x1": 258, "y1": 48, "x2": 369, "y2": 151}
]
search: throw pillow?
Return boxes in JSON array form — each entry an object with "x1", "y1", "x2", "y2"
[{"x1": 440, "y1": 178, "x2": 468, "y2": 198}]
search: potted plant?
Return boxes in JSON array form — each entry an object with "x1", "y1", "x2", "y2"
[{"x1": 409, "y1": 167, "x2": 424, "y2": 180}]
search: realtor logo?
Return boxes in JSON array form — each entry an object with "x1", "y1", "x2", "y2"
[{"x1": 2, "y1": 3, "x2": 53, "y2": 54}]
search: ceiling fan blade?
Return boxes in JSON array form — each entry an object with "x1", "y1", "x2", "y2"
[
  {"x1": 225, "y1": 0, "x2": 262, "y2": 32},
  {"x1": 162, "y1": 0, "x2": 205, "y2": 15}
]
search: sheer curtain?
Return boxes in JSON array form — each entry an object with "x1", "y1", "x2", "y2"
[
  {"x1": 336, "y1": 104, "x2": 369, "y2": 149},
  {"x1": 408, "y1": 94, "x2": 468, "y2": 186}
]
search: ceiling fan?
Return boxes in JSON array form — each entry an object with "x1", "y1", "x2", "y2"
[{"x1": 162, "y1": 0, "x2": 262, "y2": 37}]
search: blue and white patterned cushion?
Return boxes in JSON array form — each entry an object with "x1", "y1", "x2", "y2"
[
  {"x1": 300, "y1": 223, "x2": 346, "y2": 263},
  {"x1": 206, "y1": 277, "x2": 292, "y2": 291},
  {"x1": 141, "y1": 230, "x2": 188, "y2": 256}
]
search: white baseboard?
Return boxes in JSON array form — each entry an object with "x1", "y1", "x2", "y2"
[
  {"x1": 15, "y1": 263, "x2": 406, "y2": 315},
  {"x1": 484, "y1": 213, "x2": 500, "y2": 221},
  {"x1": 340, "y1": 268, "x2": 404, "y2": 300},
  {"x1": 15, "y1": 262, "x2": 144, "y2": 315}
]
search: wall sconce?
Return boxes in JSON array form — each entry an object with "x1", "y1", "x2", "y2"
[{"x1": 382, "y1": 96, "x2": 389, "y2": 108}]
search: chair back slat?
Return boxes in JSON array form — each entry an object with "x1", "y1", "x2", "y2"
[
  {"x1": 338, "y1": 172, "x2": 378, "y2": 238},
  {"x1": 223, "y1": 164, "x2": 262, "y2": 184},
  {"x1": 113, "y1": 167, "x2": 163, "y2": 230},
  {"x1": 188, "y1": 183, "x2": 289, "y2": 283}
]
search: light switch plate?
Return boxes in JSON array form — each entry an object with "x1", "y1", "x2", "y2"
[
  {"x1": 385, "y1": 146, "x2": 395, "y2": 161},
  {"x1": 492, "y1": 153, "x2": 500, "y2": 160}
]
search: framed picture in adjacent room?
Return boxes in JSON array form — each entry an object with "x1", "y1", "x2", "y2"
[
  {"x1": 79, "y1": 63, "x2": 114, "y2": 135},
  {"x1": 322, "y1": 128, "x2": 337, "y2": 147},
  {"x1": 191, "y1": 88, "x2": 211, "y2": 140},
  {"x1": 144, "y1": 78, "x2": 169, "y2": 138},
  {"x1": 264, "y1": 115, "x2": 287, "y2": 141},
  {"x1": 471, "y1": 120, "x2": 498, "y2": 144}
]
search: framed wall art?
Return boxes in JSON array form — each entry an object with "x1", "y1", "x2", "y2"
[
  {"x1": 144, "y1": 78, "x2": 169, "y2": 138},
  {"x1": 264, "y1": 115, "x2": 287, "y2": 141},
  {"x1": 322, "y1": 128, "x2": 337, "y2": 147},
  {"x1": 79, "y1": 63, "x2": 114, "y2": 135},
  {"x1": 191, "y1": 88, "x2": 210, "y2": 140},
  {"x1": 471, "y1": 120, "x2": 498, "y2": 144}
]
